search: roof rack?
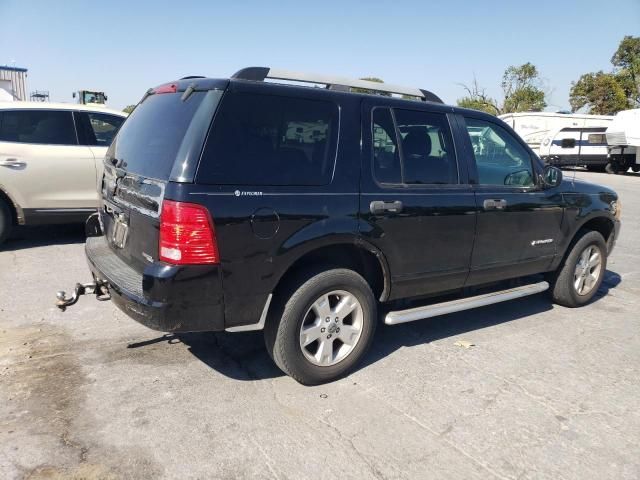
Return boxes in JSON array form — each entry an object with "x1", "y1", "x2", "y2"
[{"x1": 231, "y1": 67, "x2": 443, "y2": 104}]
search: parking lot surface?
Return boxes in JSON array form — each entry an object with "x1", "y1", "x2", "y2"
[{"x1": 1, "y1": 170, "x2": 639, "y2": 480}]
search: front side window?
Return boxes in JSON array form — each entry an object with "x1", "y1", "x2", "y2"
[
  {"x1": 0, "y1": 110, "x2": 77, "y2": 145},
  {"x1": 198, "y1": 92, "x2": 338, "y2": 186},
  {"x1": 371, "y1": 108, "x2": 457, "y2": 185},
  {"x1": 464, "y1": 117, "x2": 535, "y2": 187}
]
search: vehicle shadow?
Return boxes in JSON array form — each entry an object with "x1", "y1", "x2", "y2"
[
  {"x1": 129, "y1": 270, "x2": 622, "y2": 383},
  {"x1": 2, "y1": 224, "x2": 86, "y2": 251}
]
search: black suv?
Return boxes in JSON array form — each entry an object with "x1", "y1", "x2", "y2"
[{"x1": 58, "y1": 67, "x2": 621, "y2": 384}]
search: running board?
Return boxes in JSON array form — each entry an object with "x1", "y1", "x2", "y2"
[{"x1": 384, "y1": 281, "x2": 549, "y2": 325}]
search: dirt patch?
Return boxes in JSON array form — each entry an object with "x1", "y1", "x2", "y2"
[
  {"x1": 0, "y1": 324, "x2": 161, "y2": 479},
  {"x1": 25, "y1": 463, "x2": 116, "y2": 480}
]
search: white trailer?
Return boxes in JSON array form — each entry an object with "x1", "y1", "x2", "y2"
[
  {"x1": 499, "y1": 112, "x2": 613, "y2": 170},
  {"x1": 606, "y1": 108, "x2": 640, "y2": 174}
]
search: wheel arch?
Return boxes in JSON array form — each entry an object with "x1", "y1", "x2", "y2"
[
  {"x1": 574, "y1": 215, "x2": 616, "y2": 251},
  {"x1": 0, "y1": 187, "x2": 22, "y2": 225},
  {"x1": 554, "y1": 214, "x2": 616, "y2": 271},
  {"x1": 272, "y1": 238, "x2": 391, "y2": 303}
]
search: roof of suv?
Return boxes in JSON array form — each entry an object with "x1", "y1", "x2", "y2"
[
  {"x1": 160, "y1": 68, "x2": 501, "y2": 124},
  {"x1": 0, "y1": 101, "x2": 126, "y2": 117}
]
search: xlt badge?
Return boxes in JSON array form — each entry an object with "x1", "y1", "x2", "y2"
[{"x1": 531, "y1": 239, "x2": 553, "y2": 246}]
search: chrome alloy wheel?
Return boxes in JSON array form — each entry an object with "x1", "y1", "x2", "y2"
[
  {"x1": 574, "y1": 245, "x2": 603, "y2": 296},
  {"x1": 299, "y1": 290, "x2": 364, "y2": 367}
]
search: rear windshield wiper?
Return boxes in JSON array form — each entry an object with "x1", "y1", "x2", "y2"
[{"x1": 181, "y1": 83, "x2": 197, "y2": 102}]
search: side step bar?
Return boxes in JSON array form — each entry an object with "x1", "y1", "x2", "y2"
[{"x1": 385, "y1": 281, "x2": 549, "y2": 325}]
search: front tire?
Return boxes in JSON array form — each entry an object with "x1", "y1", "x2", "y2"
[
  {"x1": 550, "y1": 231, "x2": 607, "y2": 307},
  {"x1": 265, "y1": 268, "x2": 377, "y2": 385},
  {"x1": 0, "y1": 199, "x2": 12, "y2": 246}
]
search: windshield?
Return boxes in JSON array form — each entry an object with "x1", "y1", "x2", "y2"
[
  {"x1": 82, "y1": 91, "x2": 106, "y2": 104},
  {"x1": 106, "y1": 89, "x2": 222, "y2": 181}
]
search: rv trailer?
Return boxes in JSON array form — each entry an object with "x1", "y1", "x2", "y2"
[
  {"x1": 499, "y1": 112, "x2": 614, "y2": 171},
  {"x1": 606, "y1": 108, "x2": 640, "y2": 174}
]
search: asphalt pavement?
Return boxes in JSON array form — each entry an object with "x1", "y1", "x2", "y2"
[{"x1": 1, "y1": 170, "x2": 639, "y2": 479}]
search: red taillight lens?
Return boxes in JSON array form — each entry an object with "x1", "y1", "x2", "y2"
[
  {"x1": 154, "y1": 83, "x2": 178, "y2": 94},
  {"x1": 159, "y1": 200, "x2": 219, "y2": 265}
]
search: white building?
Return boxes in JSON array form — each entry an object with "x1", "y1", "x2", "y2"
[{"x1": 0, "y1": 66, "x2": 28, "y2": 101}]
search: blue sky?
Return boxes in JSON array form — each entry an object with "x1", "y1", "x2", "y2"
[{"x1": 1, "y1": 0, "x2": 639, "y2": 111}]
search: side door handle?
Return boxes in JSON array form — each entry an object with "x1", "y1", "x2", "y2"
[
  {"x1": 483, "y1": 199, "x2": 507, "y2": 210},
  {"x1": 370, "y1": 200, "x2": 403, "y2": 214},
  {"x1": 0, "y1": 158, "x2": 26, "y2": 168}
]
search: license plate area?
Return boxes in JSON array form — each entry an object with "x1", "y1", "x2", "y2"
[{"x1": 111, "y1": 214, "x2": 129, "y2": 249}]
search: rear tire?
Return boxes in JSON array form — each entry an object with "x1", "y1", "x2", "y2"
[
  {"x1": 549, "y1": 231, "x2": 607, "y2": 308},
  {"x1": 265, "y1": 268, "x2": 377, "y2": 385},
  {"x1": 606, "y1": 159, "x2": 628, "y2": 174},
  {"x1": 0, "y1": 199, "x2": 12, "y2": 246}
]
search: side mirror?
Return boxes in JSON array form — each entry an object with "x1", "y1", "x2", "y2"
[{"x1": 541, "y1": 165, "x2": 562, "y2": 188}]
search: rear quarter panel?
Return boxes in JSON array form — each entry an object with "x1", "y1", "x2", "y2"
[{"x1": 174, "y1": 87, "x2": 363, "y2": 328}]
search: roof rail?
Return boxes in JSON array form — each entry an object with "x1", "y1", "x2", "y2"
[{"x1": 231, "y1": 67, "x2": 443, "y2": 104}]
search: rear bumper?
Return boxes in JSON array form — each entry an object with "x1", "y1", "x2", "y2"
[{"x1": 85, "y1": 236, "x2": 225, "y2": 332}]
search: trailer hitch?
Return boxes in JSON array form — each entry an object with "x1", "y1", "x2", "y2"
[{"x1": 56, "y1": 280, "x2": 111, "y2": 311}]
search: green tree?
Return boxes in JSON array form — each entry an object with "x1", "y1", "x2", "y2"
[
  {"x1": 569, "y1": 71, "x2": 629, "y2": 115},
  {"x1": 501, "y1": 63, "x2": 546, "y2": 113},
  {"x1": 353, "y1": 77, "x2": 391, "y2": 96},
  {"x1": 456, "y1": 77, "x2": 500, "y2": 114},
  {"x1": 123, "y1": 105, "x2": 136, "y2": 114},
  {"x1": 456, "y1": 63, "x2": 546, "y2": 114},
  {"x1": 611, "y1": 35, "x2": 640, "y2": 106}
]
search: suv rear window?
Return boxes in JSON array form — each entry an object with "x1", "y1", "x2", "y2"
[
  {"x1": 197, "y1": 92, "x2": 338, "y2": 186},
  {"x1": 107, "y1": 90, "x2": 220, "y2": 180},
  {"x1": 0, "y1": 110, "x2": 77, "y2": 145}
]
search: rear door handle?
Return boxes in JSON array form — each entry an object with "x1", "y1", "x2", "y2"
[
  {"x1": 0, "y1": 158, "x2": 26, "y2": 168},
  {"x1": 483, "y1": 199, "x2": 507, "y2": 210},
  {"x1": 370, "y1": 200, "x2": 403, "y2": 214}
]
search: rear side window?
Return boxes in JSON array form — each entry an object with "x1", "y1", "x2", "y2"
[
  {"x1": 372, "y1": 108, "x2": 402, "y2": 184},
  {"x1": 76, "y1": 112, "x2": 124, "y2": 147},
  {"x1": 89, "y1": 113, "x2": 124, "y2": 146},
  {"x1": 372, "y1": 108, "x2": 457, "y2": 185},
  {"x1": 0, "y1": 110, "x2": 77, "y2": 145},
  {"x1": 197, "y1": 92, "x2": 338, "y2": 186}
]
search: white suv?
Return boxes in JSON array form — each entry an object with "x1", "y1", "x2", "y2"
[{"x1": 0, "y1": 102, "x2": 126, "y2": 244}]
